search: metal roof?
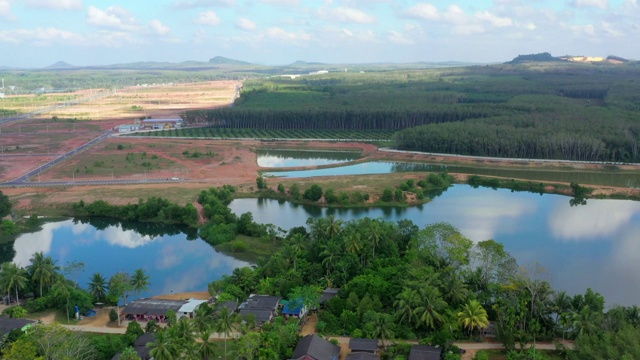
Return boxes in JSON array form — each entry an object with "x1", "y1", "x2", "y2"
[
  {"x1": 0, "y1": 317, "x2": 36, "y2": 334},
  {"x1": 141, "y1": 118, "x2": 182, "y2": 122},
  {"x1": 349, "y1": 338, "x2": 378, "y2": 352},
  {"x1": 292, "y1": 334, "x2": 340, "y2": 360},
  {"x1": 121, "y1": 298, "x2": 187, "y2": 316},
  {"x1": 347, "y1": 353, "x2": 379, "y2": 360},
  {"x1": 178, "y1": 299, "x2": 207, "y2": 313},
  {"x1": 408, "y1": 345, "x2": 441, "y2": 360}
]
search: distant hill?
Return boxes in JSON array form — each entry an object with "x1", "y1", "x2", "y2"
[
  {"x1": 208, "y1": 56, "x2": 251, "y2": 65},
  {"x1": 507, "y1": 52, "x2": 562, "y2": 64},
  {"x1": 290, "y1": 60, "x2": 327, "y2": 66},
  {"x1": 45, "y1": 61, "x2": 75, "y2": 69}
]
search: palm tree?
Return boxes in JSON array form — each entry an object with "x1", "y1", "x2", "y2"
[
  {"x1": 171, "y1": 317, "x2": 195, "y2": 349},
  {"x1": 215, "y1": 307, "x2": 237, "y2": 360},
  {"x1": 394, "y1": 287, "x2": 419, "y2": 327},
  {"x1": 571, "y1": 305, "x2": 599, "y2": 337},
  {"x1": 344, "y1": 232, "x2": 363, "y2": 256},
  {"x1": 367, "y1": 221, "x2": 382, "y2": 260},
  {"x1": 28, "y1": 252, "x2": 58, "y2": 297},
  {"x1": 192, "y1": 303, "x2": 214, "y2": 334},
  {"x1": 148, "y1": 330, "x2": 178, "y2": 360},
  {"x1": 130, "y1": 268, "x2": 150, "y2": 300},
  {"x1": 413, "y1": 285, "x2": 447, "y2": 330},
  {"x1": 372, "y1": 314, "x2": 394, "y2": 349},
  {"x1": 458, "y1": 300, "x2": 490, "y2": 338},
  {"x1": 0, "y1": 262, "x2": 28, "y2": 304},
  {"x1": 320, "y1": 240, "x2": 342, "y2": 276},
  {"x1": 324, "y1": 215, "x2": 343, "y2": 239},
  {"x1": 440, "y1": 274, "x2": 468, "y2": 308},
  {"x1": 87, "y1": 272, "x2": 109, "y2": 302},
  {"x1": 198, "y1": 330, "x2": 216, "y2": 360},
  {"x1": 51, "y1": 274, "x2": 74, "y2": 323}
]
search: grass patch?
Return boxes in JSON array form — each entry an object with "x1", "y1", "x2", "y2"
[{"x1": 216, "y1": 234, "x2": 280, "y2": 263}]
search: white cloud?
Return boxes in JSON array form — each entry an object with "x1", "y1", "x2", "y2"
[
  {"x1": 259, "y1": 0, "x2": 300, "y2": 5},
  {"x1": 172, "y1": 0, "x2": 234, "y2": 8},
  {"x1": 265, "y1": 26, "x2": 311, "y2": 43},
  {"x1": 408, "y1": 3, "x2": 440, "y2": 21},
  {"x1": 24, "y1": 0, "x2": 83, "y2": 10},
  {"x1": 549, "y1": 199, "x2": 640, "y2": 241},
  {"x1": 0, "y1": 27, "x2": 84, "y2": 45},
  {"x1": 319, "y1": 6, "x2": 376, "y2": 24},
  {"x1": 87, "y1": 6, "x2": 138, "y2": 31},
  {"x1": 196, "y1": 11, "x2": 221, "y2": 26},
  {"x1": 149, "y1": 19, "x2": 171, "y2": 35},
  {"x1": 0, "y1": 0, "x2": 13, "y2": 19},
  {"x1": 388, "y1": 30, "x2": 414, "y2": 45},
  {"x1": 476, "y1": 11, "x2": 513, "y2": 27},
  {"x1": 571, "y1": 23, "x2": 597, "y2": 36},
  {"x1": 572, "y1": 0, "x2": 609, "y2": 9},
  {"x1": 236, "y1": 17, "x2": 256, "y2": 31}
]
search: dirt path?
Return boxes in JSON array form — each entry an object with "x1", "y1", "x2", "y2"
[{"x1": 300, "y1": 313, "x2": 318, "y2": 336}]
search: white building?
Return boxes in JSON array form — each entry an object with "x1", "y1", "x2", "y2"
[{"x1": 177, "y1": 298, "x2": 208, "y2": 319}]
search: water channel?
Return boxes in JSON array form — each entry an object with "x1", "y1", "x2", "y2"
[
  {"x1": 229, "y1": 185, "x2": 640, "y2": 307},
  {"x1": 256, "y1": 149, "x2": 360, "y2": 168}
]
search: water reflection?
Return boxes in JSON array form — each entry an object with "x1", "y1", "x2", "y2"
[
  {"x1": 257, "y1": 149, "x2": 360, "y2": 168},
  {"x1": 9, "y1": 220, "x2": 249, "y2": 298},
  {"x1": 229, "y1": 185, "x2": 640, "y2": 306}
]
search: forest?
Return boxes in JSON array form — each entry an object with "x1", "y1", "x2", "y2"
[{"x1": 181, "y1": 63, "x2": 640, "y2": 163}]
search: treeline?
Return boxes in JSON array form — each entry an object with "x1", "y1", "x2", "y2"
[
  {"x1": 182, "y1": 107, "x2": 498, "y2": 131},
  {"x1": 72, "y1": 197, "x2": 199, "y2": 226}
]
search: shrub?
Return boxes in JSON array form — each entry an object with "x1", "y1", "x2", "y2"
[
  {"x1": 230, "y1": 240, "x2": 248, "y2": 253},
  {"x1": 277, "y1": 183, "x2": 285, "y2": 194},
  {"x1": 381, "y1": 188, "x2": 393, "y2": 202},
  {"x1": 474, "y1": 350, "x2": 489, "y2": 360},
  {"x1": 304, "y1": 184, "x2": 323, "y2": 201},
  {"x1": 109, "y1": 309, "x2": 118, "y2": 322}
]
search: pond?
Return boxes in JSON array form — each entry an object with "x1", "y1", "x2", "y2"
[
  {"x1": 263, "y1": 160, "x2": 640, "y2": 188},
  {"x1": 8, "y1": 218, "x2": 249, "y2": 299},
  {"x1": 229, "y1": 185, "x2": 640, "y2": 307},
  {"x1": 256, "y1": 149, "x2": 360, "y2": 168}
]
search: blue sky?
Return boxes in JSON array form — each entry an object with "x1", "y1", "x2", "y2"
[{"x1": 0, "y1": 0, "x2": 638, "y2": 67}]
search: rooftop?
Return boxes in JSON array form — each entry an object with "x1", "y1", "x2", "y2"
[
  {"x1": 121, "y1": 298, "x2": 187, "y2": 317},
  {"x1": 292, "y1": 334, "x2": 340, "y2": 360},
  {"x1": 0, "y1": 317, "x2": 36, "y2": 335},
  {"x1": 349, "y1": 338, "x2": 378, "y2": 352},
  {"x1": 347, "y1": 353, "x2": 379, "y2": 360},
  {"x1": 178, "y1": 299, "x2": 208, "y2": 313},
  {"x1": 408, "y1": 345, "x2": 441, "y2": 360}
]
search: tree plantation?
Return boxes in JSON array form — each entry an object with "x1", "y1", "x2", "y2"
[{"x1": 182, "y1": 63, "x2": 640, "y2": 163}]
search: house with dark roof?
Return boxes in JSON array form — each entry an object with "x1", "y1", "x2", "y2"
[
  {"x1": 349, "y1": 338, "x2": 378, "y2": 353},
  {"x1": 320, "y1": 288, "x2": 339, "y2": 306},
  {"x1": 215, "y1": 300, "x2": 238, "y2": 314},
  {"x1": 112, "y1": 332, "x2": 155, "y2": 360},
  {"x1": 238, "y1": 294, "x2": 282, "y2": 325},
  {"x1": 408, "y1": 345, "x2": 442, "y2": 360},
  {"x1": 121, "y1": 298, "x2": 187, "y2": 322},
  {"x1": 346, "y1": 353, "x2": 379, "y2": 360},
  {"x1": 291, "y1": 334, "x2": 340, "y2": 360},
  {"x1": 0, "y1": 317, "x2": 36, "y2": 335}
]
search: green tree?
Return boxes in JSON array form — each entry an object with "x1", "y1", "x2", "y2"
[
  {"x1": 372, "y1": 313, "x2": 393, "y2": 348},
  {"x1": 458, "y1": 300, "x2": 490, "y2": 338},
  {"x1": 256, "y1": 176, "x2": 267, "y2": 190},
  {"x1": 51, "y1": 274, "x2": 74, "y2": 323},
  {"x1": 0, "y1": 262, "x2": 28, "y2": 304},
  {"x1": 87, "y1": 272, "x2": 109, "y2": 302},
  {"x1": 303, "y1": 184, "x2": 323, "y2": 201},
  {"x1": 28, "y1": 252, "x2": 58, "y2": 298},
  {"x1": 394, "y1": 288, "x2": 419, "y2": 327},
  {"x1": 109, "y1": 272, "x2": 132, "y2": 326},
  {"x1": 215, "y1": 307, "x2": 237, "y2": 360},
  {"x1": 148, "y1": 330, "x2": 178, "y2": 360},
  {"x1": 0, "y1": 190, "x2": 11, "y2": 218},
  {"x1": 413, "y1": 285, "x2": 447, "y2": 330},
  {"x1": 1, "y1": 337, "x2": 44, "y2": 360},
  {"x1": 381, "y1": 188, "x2": 393, "y2": 202},
  {"x1": 130, "y1": 268, "x2": 150, "y2": 300},
  {"x1": 119, "y1": 346, "x2": 142, "y2": 360}
]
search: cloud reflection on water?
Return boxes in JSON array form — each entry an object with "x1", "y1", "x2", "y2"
[{"x1": 548, "y1": 199, "x2": 640, "y2": 241}]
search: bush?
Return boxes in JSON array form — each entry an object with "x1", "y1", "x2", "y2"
[
  {"x1": 2, "y1": 306, "x2": 26, "y2": 318},
  {"x1": 277, "y1": 183, "x2": 286, "y2": 194},
  {"x1": 474, "y1": 350, "x2": 489, "y2": 360},
  {"x1": 109, "y1": 309, "x2": 118, "y2": 322},
  {"x1": 304, "y1": 184, "x2": 323, "y2": 201},
  {"x1": 324, "y1": 189, "x2": 338, "y2": 204},
  {"x1": 230, "y1": 240, "x2": 248, "y2": 253},
  {"x1": 381, "y1": 188, "x2": 393, "y2": 202}
]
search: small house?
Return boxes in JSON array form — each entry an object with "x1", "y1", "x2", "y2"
[
  {"x1": 238, "y1": 294, "x2": 282, "y2": 326},
  {"x1": 349, "y1": 338, "x2": 378, "y2": 354},
  {"x1": 0, "y1": 317, "x2": 36, "y2": 336},
  {"x1": 112, "y1": 333, "x2": 155, "y2": 360},
  {"x1": 177, "y1": 298, "x2": 208, "y2": 319},
  {"x1": 291, "y1": 334, "x2": 340, "y2": 360},
  {"x1": 121, "y1": 298, "x2": 187, "y2": 322},
  {"x1": 408, "y1": 345, "x2": 441, "y2": 360},
  {"x1": 347, "y1": 353, "x2": 379, "y2": 360},
  {"x1": 320, "y1": 288, "x2": 339, "y2": 307},
  {"x1": 282, "y1": 298, "x2": 308, "y2": 319}
]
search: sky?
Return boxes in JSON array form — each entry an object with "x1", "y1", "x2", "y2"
[{"x1": 0, "y1": 0, "x2": 638, "y2": 68}]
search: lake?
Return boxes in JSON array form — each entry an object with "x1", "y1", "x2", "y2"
[
  {"x1": 257, "y1": 149, "x2": 360, "y2": 168},
  {"x1": 229, "y1": 185, "x2": 640, "y2": 307},
  {"x1": 263, "y1": 160, "x2": 640, "y2": 188},
  {"x1": 9, "y1": 218, "x2": 249, "y2": 299}
]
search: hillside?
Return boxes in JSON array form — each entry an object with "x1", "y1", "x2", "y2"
[
  {"x1": 45, "y1": 61, "x2": 75, "y2": 69},
  {"x1": 209, "y1": 56, "x2": 252, "y2": 65}
]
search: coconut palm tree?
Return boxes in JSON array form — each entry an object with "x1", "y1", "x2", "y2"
[
  {"x1": 394, "y1": 287, "x2": 419, "y2": 327},
  {"x1": 0, "y1": 262, "x2": 28, "y2": 304},
  {"x1": 367, "y1": 220, "x2": 382, "y2": 260},
  {"x1": 215, "y1": 307, "x2": 237, "y2": 360},
  {"x1": 344, "y1": 232, "x2": 363, "y2": 256},
  {"x1": 198, "y1": 330, "x2": 216, "y2": 360},
  {"x1": 51, "y1": 274, "x2": 74, "y2": 323},
  {"x1": 458, "y1": 299, "x2": 490, "y2": 338},
  {"x1": 440, "y1": 274, "x2": 468, "y2": 308},
  {"x1": 148, "y1": 330, "x2": 178, "y2": 360},
  {"x1": 372, "y1": 314, "x2": 394, "y2": 349},
  {"x1": 87, "y1": 272, "x2": 109, "y2": 302},
  {"x1": 28, "y1": 252, "x2": 58, "y2": 297},
  {"x1": 324, "y1": 215, "x2": 343, "y2": 239},
  {"x1": 192, "y1": 303, "x2": 214, "y2": 334},
  {"x1": 320, "y1": 240, "x2": 342, "y2": 276},
  {"x1": 130, "y1": 268, "x2": 150, "y2": 300},
  {"x1": 413, "y1": 285, "x2": 447, "y2": 330}
]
